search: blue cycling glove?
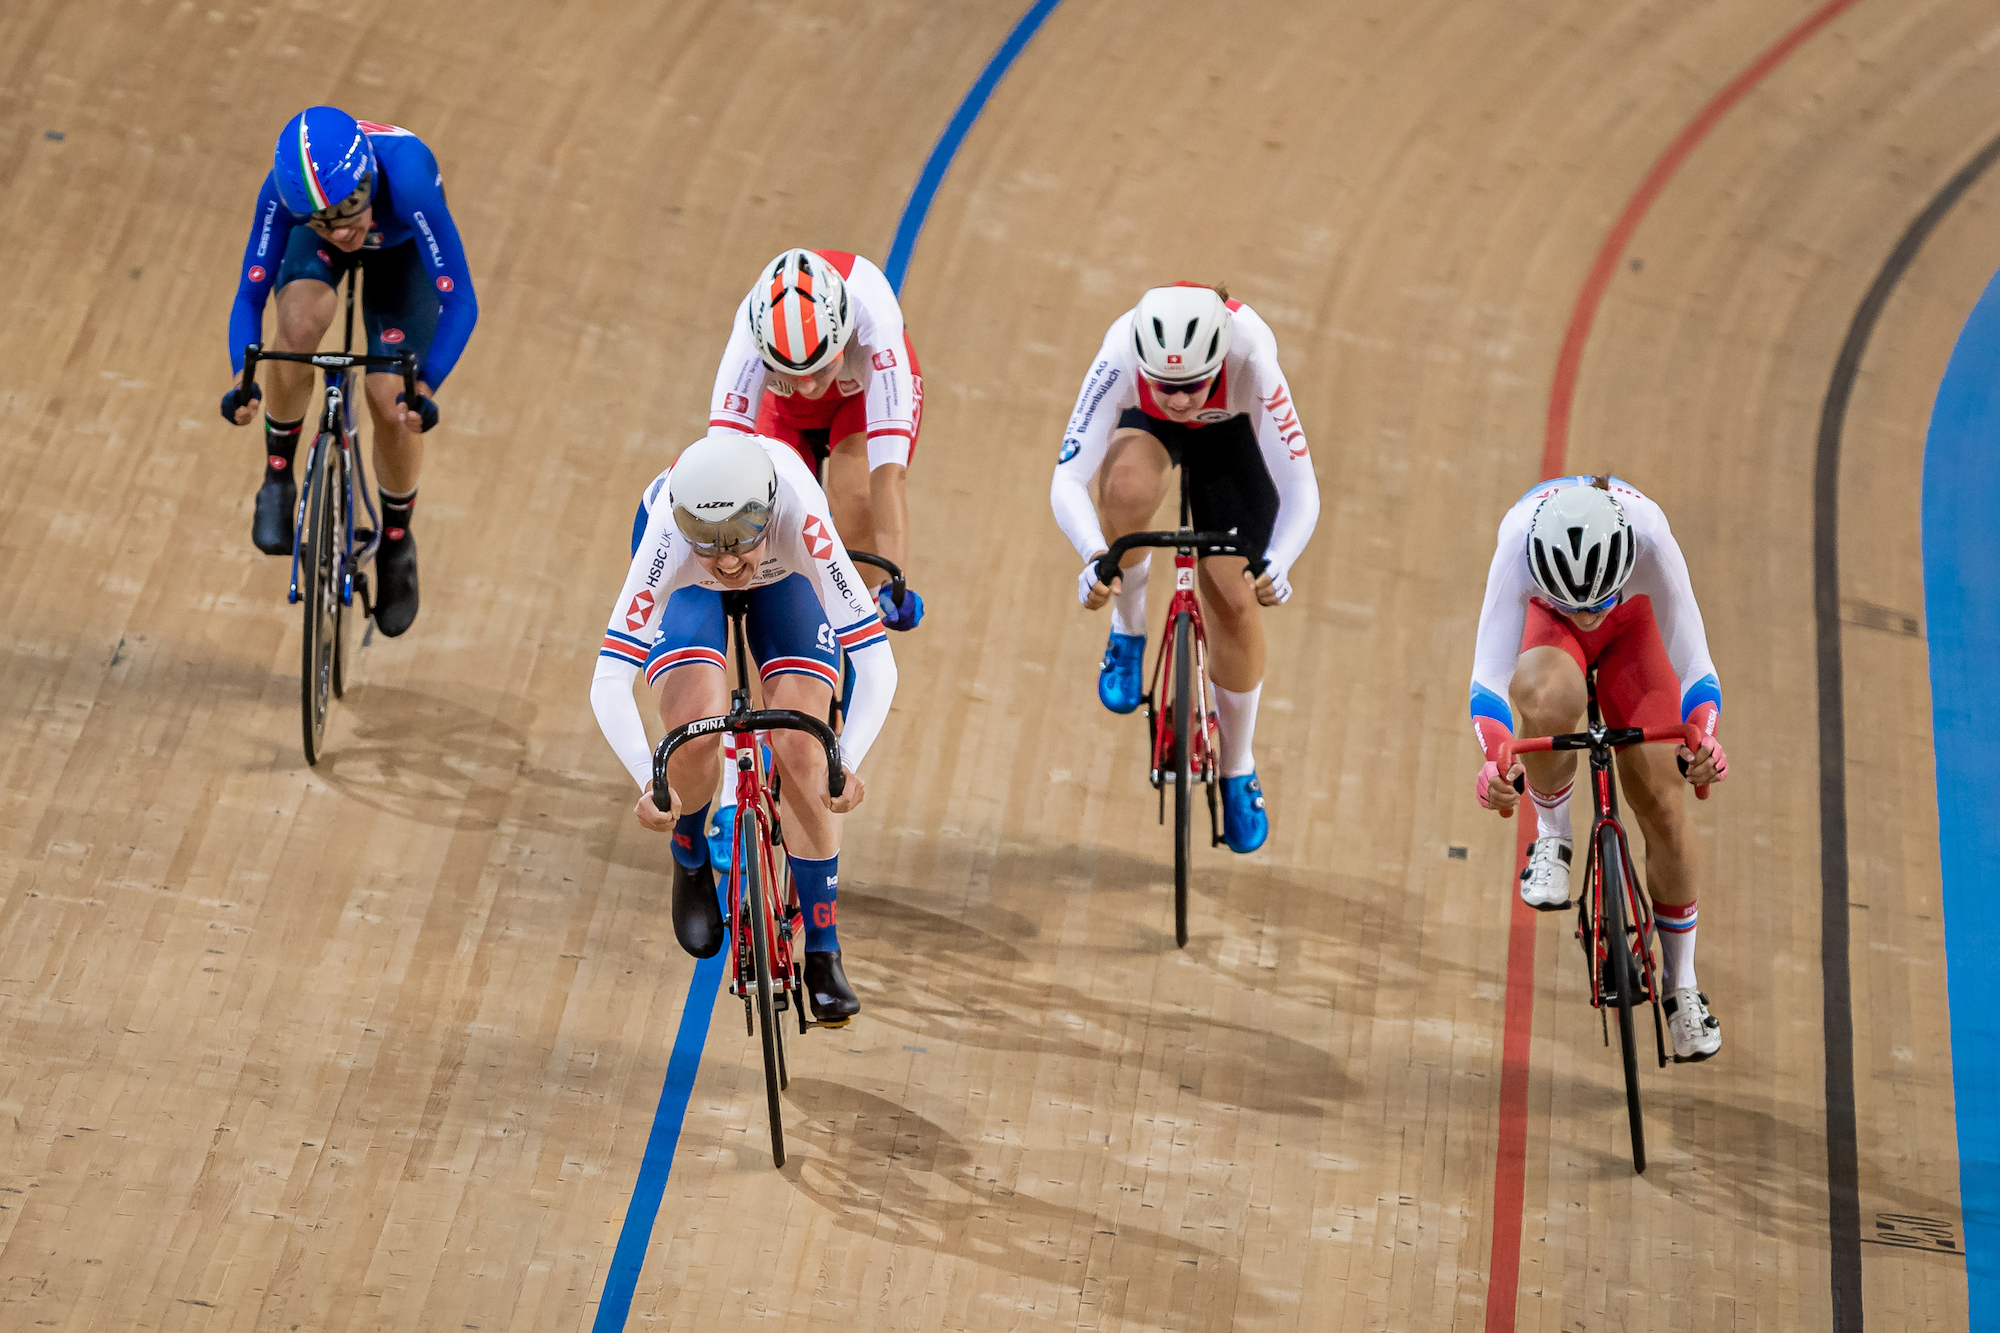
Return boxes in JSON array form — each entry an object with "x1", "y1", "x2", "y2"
[
  {"x1": 220, "y1": 380, "x2": 262, "y2": 423},
  {"x1": 396, "y1": 391, "x2": 440, "y2": 433},
  {"x1": 876, "y1": 583, "x2": 924, "y2": 631}
]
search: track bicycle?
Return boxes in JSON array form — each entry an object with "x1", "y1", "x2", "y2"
[
  {"x1": 229, "y1": 270, "x2": 416, "y2": 765},
  {"x1": 1499, "y1": 669, "x2": 1710, "y2": 1173},
  {"x1": 652, "y1": 592, "x2": 848, "y2": 1170},
  {"x1": 1094, "y1": 475, "x2": 1266, "y2": 948}
]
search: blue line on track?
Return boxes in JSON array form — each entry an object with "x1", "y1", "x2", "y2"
[
  {"x1": 588, "y1": 3, "x2": 1065, "y2": 1325},
  {"x1": 589, "y1": 949, "x2": 724, "y2": 1333},
  {"x1": 883, "y1": 0, "x2": 1067, "y2": 295},
  {"x1": 1924, "y1": 265, "x2": 2000, "y2": 1325}
]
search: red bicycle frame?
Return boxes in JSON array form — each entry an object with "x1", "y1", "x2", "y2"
[
  {"x1": 722, "y1": 726, "x2": 798, "y2": 1013},
  {"x1": 1146, "y1": 550, "x2": 1220, "y2": 797}
]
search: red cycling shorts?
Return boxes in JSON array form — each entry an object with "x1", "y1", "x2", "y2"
[
  {"x1": 756, "y1": 330, "x2": 923, "y2": 479},
  {"x1": 1520, "y1": 594, "x2": 1678, "y2": 729}
]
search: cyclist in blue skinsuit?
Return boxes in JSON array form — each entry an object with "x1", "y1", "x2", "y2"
[{"x1": 219, "y1": 106, "x2": 478, "y2": 637}]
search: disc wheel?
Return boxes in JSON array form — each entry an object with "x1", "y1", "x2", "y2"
[
  {"x1": 742, "y1": 811, "x2": 786, "y2": 1168},
  {"x1": 299, "y1": 437, "x2": 340, "y2": 765},
  {"x1": 1599, "y1": 821, "x2": 1646, "y2": 1174},
  {"x1": 1172, "y1": 610, "x2": 1193, "y2": 949}
]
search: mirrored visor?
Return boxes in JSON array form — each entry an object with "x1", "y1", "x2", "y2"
[
  {"x1": 309, "y1": 174, "x2": 374, "y2": 224},
  {"x1": 673, "y1": 500, "x2": 773, "y2": 555}
]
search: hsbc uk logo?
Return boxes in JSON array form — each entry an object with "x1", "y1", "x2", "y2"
[
  {"x1": 625, "y1": 589, "x2": 656, "y2": 632},
  {"x1": 801, "y1": 516, "x2": 834, "y2": 561}
]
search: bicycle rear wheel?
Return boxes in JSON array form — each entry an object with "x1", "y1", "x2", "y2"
[
  {"x1": 1172, "y1": 610, "x2": 1193, "y2": 948},
  {"x1": 1599, "y1": 821, "x2": 1646, "y2": 1173},
  {"x1": 299, "y1": 436, "x2": 340, "y2": 765},
  {"x1": 741, "y1": 810, "x2": 786, "y2": 1168}
]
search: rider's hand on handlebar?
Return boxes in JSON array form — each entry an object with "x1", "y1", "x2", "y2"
[
  {"x1": 1477, "y1": 758, "x2": 1526, "y2": 814},
  {"x1": 395, "y1": 384, "x2": 439, "y2": 434},
  {"x1": 877, "y1": 583, "x2": 924, "y2": 630},
  {"x1": 221, "y1": 374, "x2": 262, "y2": 426},
  {"x1": 1247, "y1": 564, "x2": 1291, "y2": 606},
  {"x1": 1079, "y1": 551, "x2": 1118, "y2": 610},
  {"x1": 822, "y1": 766, "x2": 864, "y2": 815},
  {"x1": 634, "y1": 784, "x2": 679, "y2": 832},
  {"x1": 1677, "y1": 737, "x2": 1728, "y2": 786}
]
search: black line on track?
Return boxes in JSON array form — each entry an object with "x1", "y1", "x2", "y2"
[{"x1": 1814, "y1": 127, "x2": 2000, "y2": 1332}]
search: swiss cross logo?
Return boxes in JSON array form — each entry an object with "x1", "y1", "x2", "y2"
[
  {"x1": 625, "y1": 589, "x2": 655, "y2": 632},
  {"x1": 1166, "y1": 353, "x2": 1183, "y2": 366},
  {"x1": 871, "y1": 348, "x2": 898, "y2": 371},
  {"x1": 436, "y1": 275, "x2": 454, "y2": 292},
  {"x1": 802, "y1": 516, "x2": 834, "y2": 561},
  {"x1": 248, "y1": 265, "x2": 266, "y2": 283},
  {"x1": 724, "y1": 392, "x2": 750, "y2": 415}
]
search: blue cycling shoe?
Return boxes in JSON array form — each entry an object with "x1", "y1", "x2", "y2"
[
  {"x1": 1098, "y1": 631, "x2": 1146, "y2": 714},
  {"x1": 706, "y1": 804, "x2": 737, "y2": 872},
  {"x1": 1220, "y1": 773, "x2": 1268, "y2": 853}
]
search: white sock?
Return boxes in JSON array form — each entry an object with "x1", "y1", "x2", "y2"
[
  {"x1": 1110, "y1": 554, "x2": 1151, "y2": 637},
  {"x1": 1656, "y1": 900, "x2": 1698, "y2": 991},
  {"x1": 1530, "y1": 779, "x2": 1574, "y2": 842},
  {"x1": 1213, "y1": 683, "x2": 1261, "y2": 777}
]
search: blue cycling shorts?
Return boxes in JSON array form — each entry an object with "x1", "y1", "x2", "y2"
[
  {"x1": 643, "y1": 575, "x2": 840, "y2": 692},
  {"x1": 275, "y1": 228, "x2": 440, "y2": 375}
]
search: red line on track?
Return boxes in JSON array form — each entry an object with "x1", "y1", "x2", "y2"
[
  {"x1": 1541, "y1": 0, "x2": 1864, "y2": 478},
  {"x1": 1489, "y1": 3, "x2": 1861, "y2": 1329}
]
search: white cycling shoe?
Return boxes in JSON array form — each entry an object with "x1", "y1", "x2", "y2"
[
  {"x1": 1664, "y1": 987, "x2": 1722, "y2": 1062},
  {"x1": 1519, "y1": 837, "x2": 1573, "y2": 911}
]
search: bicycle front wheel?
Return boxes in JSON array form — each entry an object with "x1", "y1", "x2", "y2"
[
  {"x1": 1599, "y1": 821, "x2": 1646, "y2": 1174},
  {"x1": 1172, "y1": 610, "x2": 1193, "y2": 948},
  {"x1": 299, "y1": 436, "x2": 340, "y2": 766},
  {"x1": 741, "y1": 810, "x2": 786, "y2": 1168}
]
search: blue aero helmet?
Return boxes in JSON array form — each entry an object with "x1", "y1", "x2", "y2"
[{"x1": 272, "y1": 107, "x2": 377, "y2": 219}]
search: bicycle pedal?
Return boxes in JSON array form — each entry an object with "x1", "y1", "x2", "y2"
[{"x1": 814, "y1": 1016, "x2": 851, "y2": 1030}]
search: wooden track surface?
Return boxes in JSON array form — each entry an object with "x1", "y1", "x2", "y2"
[{"x1": 0, "y1": 0, "x2": 1991, "y2": 1327}]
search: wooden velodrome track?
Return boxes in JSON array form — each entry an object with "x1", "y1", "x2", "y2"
[{"x1": 0, "y1": 0, "x2": 1992, "y2": 1326}]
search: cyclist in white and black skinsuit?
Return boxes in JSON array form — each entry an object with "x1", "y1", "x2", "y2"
[
  {"x1": 1051, "y1": 283, "x2": 1320, "y2": 853},
  {"x1": 591, "y1": 432, "x2": 896, "y2": 1021}
]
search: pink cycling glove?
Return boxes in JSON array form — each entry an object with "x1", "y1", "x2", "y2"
[
  {"x1": 1473, "y1": 715, "x2": 1515, "y2": 810},
  {"x1": 1685, "y1": 701, "x2": 1727, "y2": 782}
]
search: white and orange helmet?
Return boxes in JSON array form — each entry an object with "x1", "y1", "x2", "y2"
[{"x1": 748, "y1": 249, "x2": 854, "y2": 376}]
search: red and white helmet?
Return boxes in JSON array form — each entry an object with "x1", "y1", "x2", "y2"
[{"x1": 748, "y1": 249, "x2": 853, "y2": 376}]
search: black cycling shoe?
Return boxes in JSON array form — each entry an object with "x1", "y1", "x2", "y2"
[
  {"x1": 671, "y1": 858, "x2": 724, "y2": 959},
  {"x1": 374, "y1": 531, "x2": 420, "y2": 636},
  {"x1": 252, "y1": 476, "x2": 296, "y2": 555},
  {"x1": 803, "y1": 949, "x2": 859, "y2": 1024}
]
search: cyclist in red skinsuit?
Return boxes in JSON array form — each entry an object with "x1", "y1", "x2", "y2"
[{"x1": 707, "y1": 249, "x2": 922, "y2": 630}]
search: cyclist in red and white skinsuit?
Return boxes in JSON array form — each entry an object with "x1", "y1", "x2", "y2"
[
  {"x1": 708, "y1": 248, "x2": 923, "y2": 630},
  {"x1": 1470, "y1": 475, "x2": 1727, "y2": 1061},
  {"x1": 1052, "y1": 283, "x2": 1320, "y2": 854}
]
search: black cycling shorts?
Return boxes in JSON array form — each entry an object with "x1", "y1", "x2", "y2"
[
  {"x1": 275, "y1": 231, "x2": 440, "y2": 375},
  {"x1": 1117, "y1": 408, "x2": 1277, "y2": 561}
]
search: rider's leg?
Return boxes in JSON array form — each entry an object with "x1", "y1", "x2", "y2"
[
  {"x1": 355, "y1": 242, "x2": 441, "y2": 636},
  {"x1": 823, "y1": 431, "x2": 913, "y2": 580},
  {"x1": 1508, "y1": 645, "x2": 1588, "y2": 837},
  {"x1": 1617, "y1": 743, "x2": 1701, "y2": 987},
  {"x1": 654, "y1": 661, "x2": 728, "y2": 866},
  {"x1": 761, "y1": 670, "x2": 858, "y2": 1018},
  {"x1": 1098, "y1": 428, "x2": 1173, "y2": 632},
  {"x1": 266, "y1": 279, "x2": 336, "y2": 420}
]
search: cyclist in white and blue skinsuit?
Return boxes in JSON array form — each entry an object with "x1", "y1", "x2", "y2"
[{"x1": 591, "y1": 433, "x2": 894, "y2": 1021}]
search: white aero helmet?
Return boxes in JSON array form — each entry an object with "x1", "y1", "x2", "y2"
[
  {"x1": 748, "y1": 248, "x2": 853, "y2": 376},
  {"x1": 668, "y1": 434, "x2": 778, "y2": 555},
  {"x1": 1526, "y1": 482, "x2": 1639, "y2": 612},
  {"x1": 1131, "y1": 284, "x2": 1233, "y2": 385}
]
